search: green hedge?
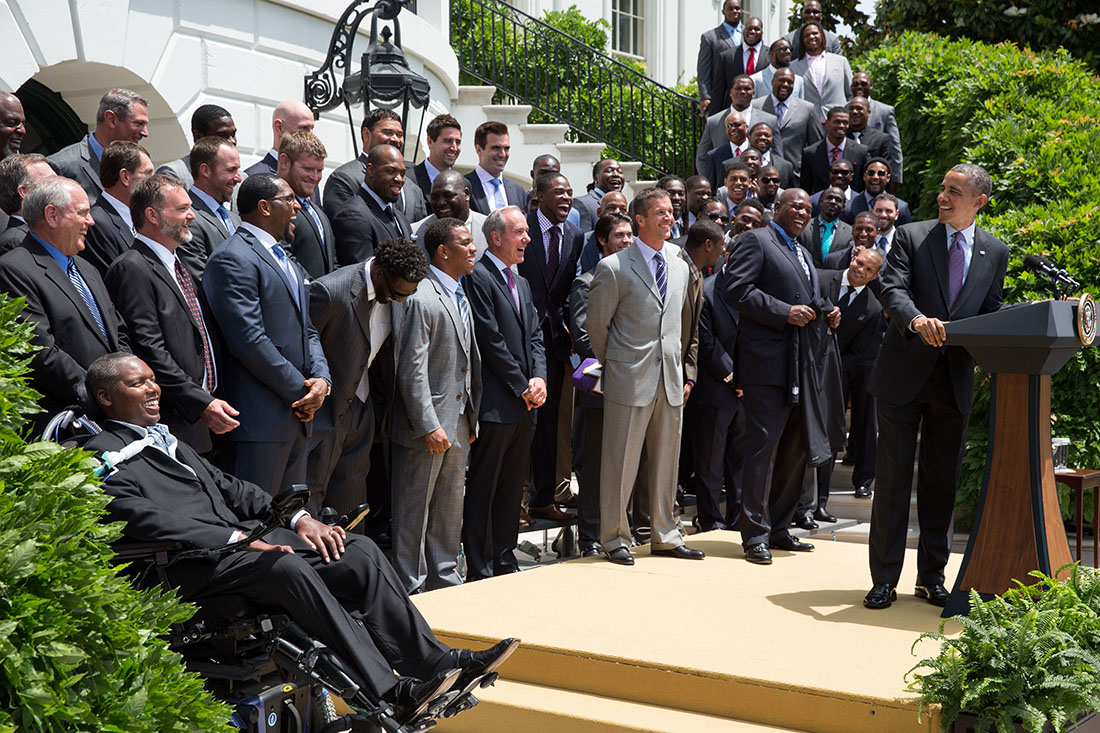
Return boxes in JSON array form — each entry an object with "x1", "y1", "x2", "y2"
[
  {"x1": 855, "y1": 32, "x2": 1100, "y2": 526},
  {"x1": 0, "y1": 294, "x2": 232, "y2": 731}
]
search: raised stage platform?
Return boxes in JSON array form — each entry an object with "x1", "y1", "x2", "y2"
[{"x1": 412, "y1": 532, "x2": 963, "y2": 732}]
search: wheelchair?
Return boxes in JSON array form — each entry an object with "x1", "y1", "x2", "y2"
[{"x1": 46, "y1": 409, "x2": 477, "y2": 733}]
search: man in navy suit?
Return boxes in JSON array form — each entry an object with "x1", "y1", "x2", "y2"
[
  {"x1": 843, "y1": 158, "x2": 912, "y2": 227},
  {"x1": 81, "y1": 141, "x2": 154, "y2": 277},
  {"x1": 464, "y1": 122, "x2": 526, "y2": 216},
  {"x1": 519, "y1": 173, "x2": 583, "y2": 521},
  {"x1": 864, "y1": 164, "x2": 1009, "y2": 610},
  {"x1": 202, "y1": 173, "x2": 331, "y2": 496}
]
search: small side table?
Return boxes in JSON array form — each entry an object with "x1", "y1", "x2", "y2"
[{"x1": 1055, "y1": 468, "x2": 1100, "y2": 568}]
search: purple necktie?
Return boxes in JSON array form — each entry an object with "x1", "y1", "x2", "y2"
[
  {"x1": 947, "y1": 230, "x2": 966, "y2": 309},
  {"x1": 504, "y1": 267, "x2": 521, "y2": 313}
]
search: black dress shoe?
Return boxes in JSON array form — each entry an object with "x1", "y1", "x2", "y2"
[
  {"x1": 813, "y1": 506, "x2": 838, "y2": 523},
  {"x1": 385, "y1": 668, "x2": 462, "y2": 724},
  {"x1": 854, "y1": 484, "x2": 872, "y2": 498},
  {"x1": 581, "y1": 547, "x2": 601, "y2": 558},
  {"x1": 770, "y1": 534, "x2": 814, "y2": 552},
  {"x1": 744, "y1": 543, "x2": 772, "y2": 564},
  {"x1": 606, "y1": 547, "x2": 635, "y2": 565},
  {"x1": 915, "y1": 583, "x2": 949, "y2": 607},
  {"x1": 863, "y1": 583, "x2": 897, "y2": 609},
  {"x1": 652, "y1": 545, "x2": 706, "y2": 560},
  {"x1": 793, "y1": 510, "x2": 818, "y2": 530},
  {"x1": 445, "y1": 638, "x2": 520, "y2": 694}
]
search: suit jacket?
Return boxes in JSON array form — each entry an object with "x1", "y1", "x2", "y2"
[
  {"x1": 413, "y1": 211, "x2": 489, "y2": 260},
  {"x1": 390, "y1": 271, "x2": 482, "y2": 447},
  {"x1": 289, "y1": 198, "x2": 336, "y2": 279},
  {"x1": 517, "y1": 212, "x2": 583, "y2": 362},
  {"x1": 156, "y1": 156, "x2": 194, "y2": 188},
  {"x1": 179, "y1": 189, "x2": 238, "y2": 283},
  {"x1": 822, "y1": 244, "x2": 885, "y2": 300},
  {"x1": 568, "y1": 270, "x2": 603, "y2": 410},
  {"x1": 678, "y1": 249, "x2": 703, "y2": 386},
  {"x1": 714, "y1": 43, "x2": 767, "y2": 106},
  {"x1": 202, "y1": 226, "x2": 330, "y2": 443},
  {"x1": 753, "y1": 95, "x2": 824, "y2": 176},
  {"x1": 85, "y1": 422, "x2": 273, "y2": 550},
  {"x1": 0, "y1": 216, "x2": 28, "y2": 255},
  {"x1": 412, "y1": 161, "x2": 434, "y2": 199},
  {"x1": 0, "y1": 234, "x2": 129, "y2": 424},
  {"x1": 722, "y1": 224, "x2": 820, "y2": 387},
  {"x1": 868, "y1": 220, "x2": 1008, "y2": 413},
  {"x1": 693, "y1": 269, "x2": 740, "y2": 407},
  {"x1": 821, "y1": 269, "x2": 883, "y2": 370},
  {"x1": 800, "y1": 137, "x2": 868, "y2": 195},
  {"x1": 464, "y1": 171, "x2": 526, "y2": 216},
  {"x1": 331, "y1": 186, "x2": 412, "y2": 267},
  {"x1": 843, "y1": 189, "x2": 912, "y2": 227},
  {"x1": 466, "y1": 256, "x2": 546, "y2": 425},
  {"x1": 47, "y1": 135, "x2": 102, "y2": 201},
  {"x1": 785, "y1": 27, "x2": 842, "y2": 58},
  {"x1": 798, "y1": 217, "x2": 853, "y2": 268},
  {"x1": 697, "y1": 24, "x2": 739, "y2": 106},
  {"x1": 570, "y1": 190, "x2": 602, "y2": 233},
  {"x1": 751, "y1": 65, "x2": 806, "y2": 100},
  {"x1": 867, "y1": 99, "x2": 903, "y2": 185},
  {"x1": 586, "y1": 240, "x2": 689, "y2": 407},
  {"x1": 105, "y1": 241, "x2": 218, "y2": 452},
  {"x1": 321, "y1": 152, "x2": 428, "y2": 223},
  {"x1": 695, "y1": 105, "x2": 781, "y2": 177},
  {"x1": 765, "y1": 151, "x2": 798, "y2": 189},
  {"x1": 789, "y1": 53, "x2": 852, "y2": 120},
  {"x1": 81, "y1": 196, "x2": 134, "y2": 278}
]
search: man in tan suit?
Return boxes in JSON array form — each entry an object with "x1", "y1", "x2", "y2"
[{"x1": 586, "y1": 188, "x2": 706, "y2": 565}]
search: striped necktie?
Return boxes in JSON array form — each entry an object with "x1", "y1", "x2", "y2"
[
  {"x1": 654, "y1": 251, "x2": 667, "y2": 302},
  {"x1": 66, "y1": 258, "x2": 108, "y2": 342},
  {"x1": 455, "y1": 279, "x2": 472, "y2": 338}
]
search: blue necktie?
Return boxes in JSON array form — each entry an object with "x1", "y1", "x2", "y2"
[
  {"x1": 654, "y1": 252, "x2": 667, "y2": 302},
  {"x1": 455, "y1": 279, "x2": 471, "y2": 338},
  {"x1": 66, "y1": 258, "x2": 108, "y2": 342},
  {"x1": 298, "y1": 197, "x2": 324, "y2": 245},
  {"x1": 488, "y1": 178, "x2": 507, "y2": 211},
  {"x1": 146, "y1": 423, "x2": 173, "y2": 454},
  {"x1": 215, "y1": 204, "x2": 235, "y2": 235},
  {"x1": 271, "y1": 243, "x2": 300, "y2": 307}
]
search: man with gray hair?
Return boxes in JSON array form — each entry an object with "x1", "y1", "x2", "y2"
[
  {"x1": 0, "y1": 153, "x2": 54, "y2": 253},
  {"x1": 48, "y1": 88, "x2": 150, "y2": 202},
  {"x1": 0, "y1": 176, "x2": 129, "y2": 433}
]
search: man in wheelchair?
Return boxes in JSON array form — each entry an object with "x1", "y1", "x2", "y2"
[{"x1": 81, "y1": 352, "x2": 518, "y2": 730}]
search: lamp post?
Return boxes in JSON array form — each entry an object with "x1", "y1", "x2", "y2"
[{"x1": 305, "y1": 0, "x2": 431, "y2": 158}]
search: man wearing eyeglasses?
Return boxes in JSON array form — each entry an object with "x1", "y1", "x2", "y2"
[
  {"x1": 843, "y1": 158, "x2": 912, "y2": 227},
  {"x1": 203, "y1": 173, "x2": 331, "y2": 496},
  {"x1": 750, "y1": 165, "x2": 783, "y2": 214}
]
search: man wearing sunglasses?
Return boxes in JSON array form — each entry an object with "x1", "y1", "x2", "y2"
[{"x1": 843, "y1": 158, "x2": 912, "y2": 227}]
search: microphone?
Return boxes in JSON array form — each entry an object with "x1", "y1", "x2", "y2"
[{"x1": 1023, "y1": 254, "x2": 1080, "y2": 292}]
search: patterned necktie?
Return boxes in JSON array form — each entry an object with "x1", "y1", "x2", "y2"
[
  {"x1": 455, "y1": 278, "x2": 472, "y2": 338},
  {"x1": 66, "y1": 258, "x2": 108, "y2": 342},
  {"x1": 174, "y1": 257, "x2": 217, "y2": 392},
  {"x1": 948, "y1": 230, "x2": 966, "y2": 309},
  {"x1": 489, "y1": 178, "x2": 507, "y2": 211},
  {"x1": 547, "y1": 225, "x2": 560, "y2": 284},
  {"x1": 831, "y1": 146, "x2": 842, "y2": 163},
  {"x1": 271, "y1": 243, "x2": 300, "y2": 307},
  {"x1": 746, "y1": 47, "x2": 756, "y2": 75},
  {"x1": 503, "y1": 266, "x2": 521, "y2": 312},
  {"x1": 784, "y1": 236, "x2": 812, "y2": 286},
  {"x1": 215, "y1": 204, "x2": 235, "y2": 235},
  {"x1": 877, "y1": 235, "x2": 889, "y2": 256},
  {"x1": 298, "y1": 197, "x2": 325, "y2": 245},
  {"x1": 775, "y1": 100, "x2": 786, "y2": 125},
  {"x1": 146, "y1": 423, "x2": 173, "y2": 454},
  {"x1": 654, "y1": 251, "x2": 667, "y2": 302}
]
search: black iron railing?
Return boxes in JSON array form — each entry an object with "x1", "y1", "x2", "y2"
[{"x1": 449, "y1": 0, "x2": 702, "y2": 179}]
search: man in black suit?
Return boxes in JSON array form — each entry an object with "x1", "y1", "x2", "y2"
[
  {"x1": 243, "y1": 100, "x2": 314, "y2": 180},
  {"x1": 321, "y1": 108, "x2": 428, "y2": 223},
  {"x1": 843, "y1": 158, "x2": 912, "y2": 227},
  {"x1": 748, "y1": 122, "x2": 796, "y2": 189},
  {"x1": 0, "y1": 153, "x2": 53, "y2": 254},
  {"x1": 82, "y1": 352, "x2": 518, "y2": 726},
  {"x1": 823, "y1": 212, "x2": 885, "y2": 303},
  {"x1": 332, "y1": 145, "x2": 412, "y2": 267},
  {"x1": 571, "y1": 159, "x2": 625, "y2": 233},
  {"x1": 464, "y1": 206, "x2": 547, "y2": 580},
  {"x1": 465, "y1": 122, "x2": 526, "y2": 216},
  {"x1": 800, "y1": 107, "x2": 868, "y2": 195},
  {"x1": 81, "y1": 141, "x2": 154, "y2": 277},
  {"x1": 696, "y1": 76, "x2": 781, "y2": 177},
  {"x1": 722, "y1": 188, "x2": 840, "y2": 564},
  {"x1": 202, "y1": 174, "x2": 331, "y2": 496},
  {"x1": 706, "y1": 110, "x2": 750, "y2": 191},
  {"x1": 864, "y1": 164, "x2": 1009, "y2": 610},
  {"x1": 277, "y1": 131, "x2": 335, "y2": 279},
  {"x1": 846, "y1": 97, "x2": 891, "y2": 169},
  {"x1": 519, "y1": 174, "x2": 583, "y2": 522},
  {"x1": 156, "y1": 104, "x2": 237, "y2": 188},
  {"x1": 412, "y1": 114, "x2": 462, "y2": 199},
  {"x1": 714, "y1": 16, "x2": 765, "y2": 109},
  {"x1": 180, "y1": 136, "x2": 243, "y2": 282},
  {"x1": 799, "y1": 186, "x2": 852, "y2": 268},
  {"x1": 0, "y1": 176, "x2": 129, "y2": 433},
  {"x1": 105, "y1": 174, "x2": 239, "y2": 454},
  {"x1": 48, "y1": 89, "x2": 149, "y2": 202},
  {"x1": 809, "y1": 159, "x2": 855, "y2": 217},
  {"x1": 696, "y1": 0, "x2": 743, "y2": 118}
]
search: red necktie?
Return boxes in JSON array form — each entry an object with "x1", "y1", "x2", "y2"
[
  {"x1": 746, "y1": 47, "x2": 755, "y2": 76},
  {"x1": 831, "y1": 146, "x2": 841, "y2": 163},
  {"x1": 174, "y1": 258, "x2": 216, "y2": 392}
]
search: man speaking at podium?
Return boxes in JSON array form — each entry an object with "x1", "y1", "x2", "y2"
[{"x1": 863, "y1": 163, "x2": 1008, "y2": 610}]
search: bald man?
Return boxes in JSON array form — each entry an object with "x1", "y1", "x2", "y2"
[
  {"x1": 245, "y1": 100, "x2": 319, "y2": 206},
  {"x1": 0, "y1": 93, "x2": 26, "y2": 159}
]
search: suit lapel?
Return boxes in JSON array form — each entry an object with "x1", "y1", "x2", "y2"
[
  {"x1": 771, "y1": 226, "x2": 812, "y2": 289},
  {"x1": 349, "y1": 263, "x2": 373, "y2": 348},
  {"x1": 526, "y1": 214, "x2": 550, "y2": 285},
  {"x1": 429, "y1": 271, "x2": 466, "y2": 347},
  {"x1": 190, "y1": 192, "x2": 229, "y2": 237},
  {"x1": 30, "y1": 243, "x2": 110, "y2": 347},
  {"x1": 627, "y1": 241, "x2": 662, "y2": 304},
  {"x1": 483, "y1": 258, "x2": 523, "y2": 329},
  {"x1": 243, "y1": 229, "x2": 302, "y2": 312},
  {"x1": 925, "y1": 223, "x2": 952, "y2": 311}
]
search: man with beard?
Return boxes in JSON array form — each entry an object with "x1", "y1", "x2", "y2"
[
  {"x1": 750, "y1": 165, "x2": 783, "y2": 214},
  {"x1": 180, "y1": 136, "x2": 243, "y2": 281},
  {"x1": 105, "y1": 174, "x2": 238, "y2": 453},
  {"x1": 414, "y1": 169, "x2": 489, "y2": 258},
  {"x1": 750, "y1": 39, "x2": 805, "y2": 100},
  {"x1": 203, "y1": 173, "x2": 330, "y2": 495},
  {"x1": 843, "y1": 157, "x2": 912, "y2": 227}
]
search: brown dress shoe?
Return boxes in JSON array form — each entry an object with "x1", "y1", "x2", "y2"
[{"x1": 528, "y1": 504, "x2": 573, "y2": 521}]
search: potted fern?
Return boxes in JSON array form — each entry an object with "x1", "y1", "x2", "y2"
[{"x1": 907, "y1": 565, "x2": 1100, "y2": 733}]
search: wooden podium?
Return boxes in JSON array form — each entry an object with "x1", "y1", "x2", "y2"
[{"x1": 943, "y1": 299, "x2": 1093, "y2": 617}]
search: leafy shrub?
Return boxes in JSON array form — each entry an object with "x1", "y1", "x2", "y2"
[
  {"x1": 0, "y1": 294, "x2": 232, "y2": 731},
  {"x1": 855, "y1": 32, "x2": 1100, "y2": 527}
]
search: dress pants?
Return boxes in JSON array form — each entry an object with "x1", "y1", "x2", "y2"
[
  {"x1": 305, "y1": 399, "x2": 375, "y2": 517},
  {"x1": 529, "y1": 356, "x2": 568, "y2": 508},
  {"x1": 463, "y1": 418, "x2": 535, "y2": 580},
  {"x1": 869, "y1": 357, "x2": 968, "y2": 588},
  {"x1": 685, "y1": 398, "x2": 745, "y2": 531},
  {"x1": 390, "y1": 414, "x2": 472, "y2": 593},
  {"x1": 845, "y1": 362, "x2": 877, "y2": 489},
  {"x1": 169, "y1": 531, "x2": 448, "y2": 699},
  {"x1": 599, "y1": 375, "x2": 684, "y2": 553},
  {"x1": 575, "y1": 404, "x2": 604, "y2": 552},
  {"x1": 231, "y1": 433, "x2": 308, "y2": 497},
  {"x1": 739, "y1": 385, "x2": 808, "y2": 547}
]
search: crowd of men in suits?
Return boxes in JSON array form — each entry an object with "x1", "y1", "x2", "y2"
[{"x1": 0, "y1": 0, "x2": 1007, "y2": 611}]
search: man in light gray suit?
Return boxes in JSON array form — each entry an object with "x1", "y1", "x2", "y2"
[
  {"x1": 695, "y1": 76, "x2": 779, "y2": 177},
  {"x1": 789, "y1": 23, "x2": 853, "y2": 121},
  {"x1": 751, "y1": 39, "x2": 805, "y2": 100},
  {"x1": 390, "y1": 218, "x2": 482, "y2": 593},
  {"x1": 754, "y1": 69, "x2": 824, "y2": 179},
  {"x1": 586, "y1": 188, "x2": 706, "y2": 565}
]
